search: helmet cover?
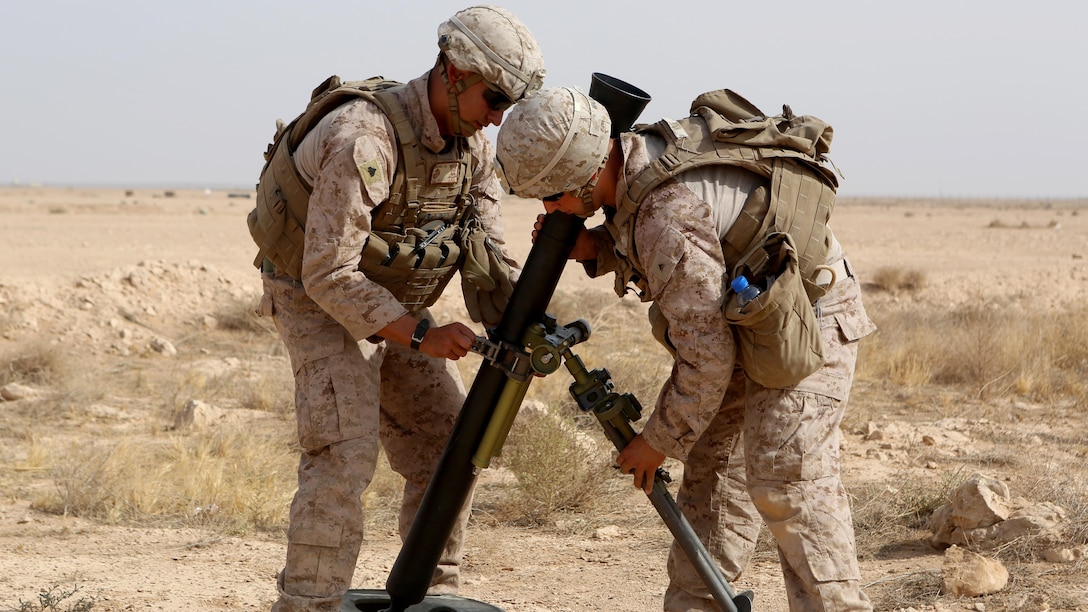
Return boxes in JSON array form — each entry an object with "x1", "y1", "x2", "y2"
[
  {"x1": 496, "y1": 86, "x2": 611, "y2": 199},
  {"x1": 437, "y1": 6, "x2": 546, "y2": 102}
]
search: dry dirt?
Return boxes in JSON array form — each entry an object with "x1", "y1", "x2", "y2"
[{"x1": 1, "y1": 186, "x2": 1087, "y2": 612}]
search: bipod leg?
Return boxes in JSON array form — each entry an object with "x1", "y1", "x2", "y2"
[
  {"x1": 561, "y1": 351, "x2": 754, "y2": 611},
  {"x1": 646, "y1": 478, "x2": 754, "y2": 612}
]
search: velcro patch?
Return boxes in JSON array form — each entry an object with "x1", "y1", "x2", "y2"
[
  {"x1": 647, "y1": 226, "x2": 686, "y2": 286},
  {"x1": 357, "y1": 158, "x2": 384, "y2": 186},
  {"x1": 430, "y1": 161, "x2": 461, "y2": 186},
  {"x1": 353, "y1": 138, "x2": 390, "y2": 203}
]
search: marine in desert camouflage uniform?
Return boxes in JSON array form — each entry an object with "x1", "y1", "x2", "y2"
[
  {"x1": 252, "y1": 7, "x2": 545, "y2": 611},
  {"x1": 496, "y1": 87, "x2": 877, "y2": 611}
]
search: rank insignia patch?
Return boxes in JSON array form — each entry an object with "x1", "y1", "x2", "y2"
[{"x1": 358, "y1": 158, "x2": 384, "y2": 186}]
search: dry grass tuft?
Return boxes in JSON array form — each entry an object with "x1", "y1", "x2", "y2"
[
  {"x1": 996, "y1": 458, "x2": 1088, "y2": 562},
  {"x1": 212, "y1": 297, "x2": 271, "y2": 334},
  {"x1": 857, "y1": 302, "x2": 1088, "y2": 403},
  {"x1": 1, "y1": 341, "x2": 73, "y2": 387},
  {"x1": 863, "y1": 569, "x2": 943, "y2": 610},
  {"x1": 32, "y1": 422, "x2": 296, "y2": 534},
  {"x1": 865, "y1": 266, "x2": 927, "y2": 294},
  {"x1": 159, "y1": 360, "x2": 294, "y2": 418},
  {"x1": 362, "y1": 450, "x2": 406, "y2": 535},
  {"x1": 852, "y1": 469, "x2": 966, "y2": 558},
  {"x1": 239, "y1": 371, "x2": 294, "y2": 414}
]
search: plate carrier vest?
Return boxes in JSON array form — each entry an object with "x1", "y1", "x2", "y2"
[
  {"x1": 248, "y1": 75, "x2": 476, "y2": 312},
  {"x1": 606, "y1": 89, "x2": 840, "y2": 304}
]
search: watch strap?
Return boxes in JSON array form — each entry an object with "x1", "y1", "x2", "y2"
[{"x1": 410, "y1": 318, "x2": 431, "y2": 351}]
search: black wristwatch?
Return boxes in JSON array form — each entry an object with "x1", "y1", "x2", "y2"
[{"x1": 410, "y1": 318, "x2": 431, "y2": 351}]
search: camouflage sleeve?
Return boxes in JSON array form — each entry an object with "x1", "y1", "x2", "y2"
[
  {"x1": 634, "y1": 182, "x2": 736, "y2": 462},
  {"x1": 300, "y1": 100, "x2": 409, "y2": 341},
  {"x1": 577, "y1": 225, "x2": 621, "y2": 278}
]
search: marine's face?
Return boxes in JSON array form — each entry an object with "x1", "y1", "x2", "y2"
[
  {"x1": 455, "y1": 78, "x2": 509, "y2": 134},
  {"x1": 541, "y1": 190, "x2": 595, "y2": 217}
]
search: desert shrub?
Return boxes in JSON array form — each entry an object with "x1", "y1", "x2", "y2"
[
  {"x1": 855, "y1": 308, "x2": 942, "y2": 388},
  {"x1": 16, "y1": 583, "x2": 98, "y2": 612},
  {"x1": 491, "y1": 405, "x2": 615, "y2": 526},
  {"x1": 936, "y1": 304, "x2": 1031, "y2": 396},
  {"x1": 34, "y1": 439, "x2": 139, "y2": 522},
  {"x1": 1034, "y1": 307, "x2": 1088, "y2": 399}
]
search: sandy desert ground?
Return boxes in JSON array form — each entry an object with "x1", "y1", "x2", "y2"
[{"x1": 1, "y1": 185, "x2": 1087, "y2": 612}]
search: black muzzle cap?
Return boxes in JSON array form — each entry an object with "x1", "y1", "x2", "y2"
[{"x1": 589, "y1": 72, "x2": 651, "y2": 137}]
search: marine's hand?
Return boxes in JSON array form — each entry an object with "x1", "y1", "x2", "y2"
[
  {"x1": 616, "y1": 434, "x2": 666, "y2": 494},
  {"x1": 531, "y1": 213, "x2": 547, "y2": 244},
  {"x1": 420, "y1": 322, "x2": 478, "y2": 360}
]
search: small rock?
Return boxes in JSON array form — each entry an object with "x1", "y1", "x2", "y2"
[
  {"x1": 941, "y1": 545, "x2": 1008, "y2": 597},
  {"x1": 150, "y1": 337, "x2": 177, "y2": 356},
  {"x1": 1, "y1": 383, "x2": 39, "y2": 401},
  {"x1": 593, "y1": 525, "x2": 621, "y2": 540},
  {"x1": 1041, "y1": 546, "x2": 1085, "y2": 563},
  {"x1": 172, "y1": 399, "x2": 224, "y2": 430}
]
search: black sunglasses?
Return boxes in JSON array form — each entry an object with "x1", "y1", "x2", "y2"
[
  {"x1": 482, "y1": 84, "x2": 513, "y2": 112},
  {"x1": 542, "y1": 193, "x2": 563, "y2": 202}
]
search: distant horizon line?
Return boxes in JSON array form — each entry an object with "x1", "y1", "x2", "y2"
[
  {"x1": 3, "y1": 180, "x2": 1086, "y2": 202},
  {"x1": 5, "y1": 180, "x2": 255, "y2": 192}
]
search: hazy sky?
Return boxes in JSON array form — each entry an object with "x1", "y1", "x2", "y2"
[{"x1": 2, "y1": 0, "x2": 1084, "y2": 198}]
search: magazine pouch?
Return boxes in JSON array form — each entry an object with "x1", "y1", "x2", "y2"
[{"x1": 724, "y1": 232, "x2": 825, "y2": 388}]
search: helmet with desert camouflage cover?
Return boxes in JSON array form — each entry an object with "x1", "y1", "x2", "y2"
[
  {"x1": 496, "y1": 86, "x2": 612, "y2": 202},
  {"x1": 437, "y1": 6, "x2": 545, "y2": 135}
]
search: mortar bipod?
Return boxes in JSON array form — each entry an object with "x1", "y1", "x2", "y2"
[
  {"x1": 471, "y1": 315, "x2": 754, "y2": 611},
  {"x1": 469, "y1": 314, "x2": 591, "y2": 381},
  {"x1": 468, "y1": 315, "x2": 592, "y2": 470},
  {"x1": 559, "y1": 341, "x2": 756, "y2": 612}
]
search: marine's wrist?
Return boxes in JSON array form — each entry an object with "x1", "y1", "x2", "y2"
[{"x1": 410, "y1": 318, "x2": 431, "y2": 351}]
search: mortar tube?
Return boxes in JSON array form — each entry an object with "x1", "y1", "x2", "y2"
[{"x1": 384, "y1": 212, "x2": 585, "y2": 612}]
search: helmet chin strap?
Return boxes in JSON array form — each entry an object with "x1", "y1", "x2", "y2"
[
  {"x1": 572, "y1": 152, "x2": 609, "y2": 218},
  {"x1": 438, "y1": 54, "x2": 483, "y2": 137}
]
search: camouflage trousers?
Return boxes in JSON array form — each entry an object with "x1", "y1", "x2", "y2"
[
  {"x1": 262, "y1": 275, "x2": 471, "y2": 612},
  {"x1": 665, "y1": 273, "x2": 876, "y2": 612}
]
